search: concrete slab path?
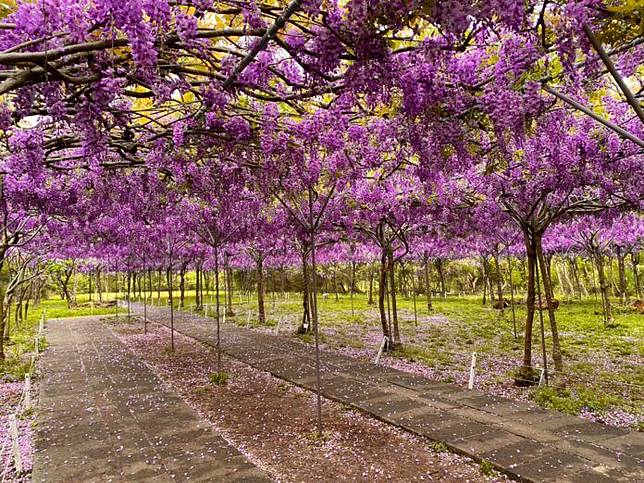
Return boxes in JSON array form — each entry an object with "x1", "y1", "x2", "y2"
[
  {"x1": 32, "y1": 316, "x2": 270, "y2": 482},
  {"x1": 133, "y1": 302, "x2": 644, "y2": 483}
]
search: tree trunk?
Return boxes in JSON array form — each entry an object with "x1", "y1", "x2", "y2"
[
  {"x1": 387, "y1": 248, "x2": 401, "y2": 348},
  {"x1": 481, "y1": 256, "x2": 489, "y2": 305},
  {"x1": 23, "y1": 284, "x2": 31, "y2": 323},
  {"x1": 595, "y1": 252, "x2": 613, "y2": 326},
  {"x1": 616, "y1": 248, "x2": 627, "y2": 304},
  {"x1": 214, "y1": 248, "x2": 222, "y2": 370},
  {"x1": 195, "y1": 265, "x2": 201, "y2": 309},
  {"x1": 144, "y1": 268, "x2": 149, "y2": 334},
  {"x1": 378, "y1": 250, "x2": 390, "y2": 341},
  {"x1": 507, "y1": 255, "x2": 518, "y2": 339},
  {"x1": 493, "y1": 250, "x2": 504, "y2": 311},
  {"x1": 179, "y1": 263, "x2": 187, "y2": 308},
  {"x1": 560, "y1": 259, "x2": 574, "y2": 300},
  {"x1": 632, "y1": 252, "x2": 642, "y2": 299},
  {"x1": 435, "y1": 258, "x2": 447, "y2": 298},
  {"x1": 126, "y1": 272, "x2": 132, "y2": 318},
  {"x1": 15, "y1": 286, "x2": 25, "y2": 327},
  {"x1": 535, "y1": 234, "x2": 563, "y2": 372},
  {"x1": 520, "y1": 232, "x2": 537, "y2": 378},
  {"x1": 333, "y1": 268, "x2": 339, "y2": 301},
  {"x1": 607, "y1": 256, "x2": 618, "y2": 297},
  {"x1": 147, "y1": 269, "x2": 152, "y2": 302},
  {"x1": 256, "y1": 254, "x2": 265, "y2": 324},
  {"x1": 97, "y1": 268, "x2": 103, "y2": 302},
  {"x1": 157, "y1": 268, "x2": 162, "y2": 304},
  {"x1": 411, "y1": 267, "x2": 418, "y2": 326},
  {"x1": 0, "y1": 280, "x2": 6, "y2": 360},
  {"x1": 167, "y1": 267, "x2": 174, "y2": 351},
  {"x1": 554, "y1": 262, "x2": 565, "y2": 299},
  {"x1": 299, "y1": 254, "x2": 311, "y2": 333},
  {"x1": 350, "y1": 260, "x2": 356, "y2": 316},
  {"x1": 424, "y1": 255, "x2": 433, "y2": 310},
  {"x1": 568, "y1": 257, "x2": 580, "y2": 299},
  {"x1": 225, "y1": 255, "x2": 234, "y2": 316},
  {"x1": 367, "y1": 264, "x2": 374, "y2": 305}
]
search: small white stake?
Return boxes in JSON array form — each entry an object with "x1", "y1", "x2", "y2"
[
  {"x1": 23, "y1": 374, "x2": 31, "y2": 412},
  {"x1": 246, "y1": 311, "x2": 251, "y2": 327},
  {"x1": 468, "y1": 352, "x2": 477, "y2": 390},
  {"x1": 205, "y1": 305, "x2": 209, "y2": 317},
  {"x1": 34, "y1": 335, "x2": 39, "y2": 354},
  {"x1": 374, "y1": 336, "x2": 388, "y2": 364},
  {"x1": 538, "y1": 368, "x2": 545, "y2": 386},
  {"x1": 10, "y1": 414, "x2": 22, "y2": 474},
  {"x1": 223, "y1": 311, "x2": 226, "y2": 324}
]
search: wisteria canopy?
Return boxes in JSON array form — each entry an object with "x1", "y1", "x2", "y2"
[{"x1": 0, "y1": 0, "x2": 642, "y2": 378}]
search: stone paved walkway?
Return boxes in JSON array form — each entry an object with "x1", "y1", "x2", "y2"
[
  {"x1": 33, "y1": 316, "x2": 270, "y2": 482},
  {"x1": 133, "y1": 302, "x2": 644, "y2": 483}
]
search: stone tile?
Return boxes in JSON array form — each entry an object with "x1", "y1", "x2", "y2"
[
  {"x1": 596, "y1": 431, "x2": 644, "y2": 459},
  {"x1": 554, "y1": 421, "x2": 630, "y2": 444},
  {"x1": 511, "y1": 451, "x2": 593, "y2": 482},
  {"x1": 429, "y1": 420, "x2": 492, "y2": 443},
  {"x1": 450, "y1": 429, "x2": 526, "y2": 455},
  {"x1": 386, "y1": 373, "x2": 437, "y2": 390},
  {"x1": 478, "y1": 438, "x2": 550, "y2": 468},
  {"x1": 355, "y1": 396, "x2": 427, "y2": 421},
  {"x1": 393, "y1": 408, "x2": 461, "y2": 434}
]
